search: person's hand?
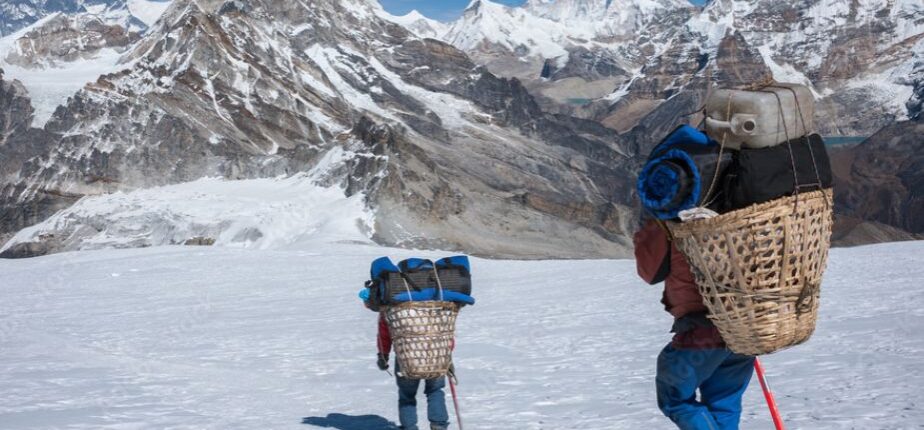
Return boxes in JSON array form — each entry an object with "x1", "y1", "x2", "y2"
[
  {"x1": 448, "y1": 362, "x2": 458, "y2": 384},
  {"x1": 377, "y1": 354, "x2": 389, "y2": 371}
]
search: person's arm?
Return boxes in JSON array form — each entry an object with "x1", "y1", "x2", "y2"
[
  {"x1": 376, "y1": 313, "x2": 391, "y2": 370},
  {"x1": 377, "y1": 313, "x2": 391, "y2": 355},
  {"x1": 634, "y1": 220, "x2": 672, "y2": 285}
]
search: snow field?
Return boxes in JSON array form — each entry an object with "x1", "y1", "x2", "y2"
[
  {"x1": 1, "y1": 174, "x2": 374, "y2": 254},
  {"x1": 0, "y1": 241, "x2": 922, "y2": 429}
]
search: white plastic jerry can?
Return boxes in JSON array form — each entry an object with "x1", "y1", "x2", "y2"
[{"x1": 704, "y1": 83, "x2": 815, "y2": 150}]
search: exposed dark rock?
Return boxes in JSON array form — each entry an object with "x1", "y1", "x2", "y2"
[
  {"x1": 907, "y1": 66, "x2": 924, "y2": 120},
  {"x1": 184, "y1": 236, "x2": 216, "y2": 246},
  {"x1": 835, "y1": 116, "x2": 924, "y2": 243},
  {"x1": 445, "y1": 0, "x2": 921, "y2": 138},
  {"x1": 0, "y1": 0, "x2": 641, "y2": 259},
  {"x1": 2, "y1": 13, "x2": 140, "y2": 68},
  {"x1": 546, "y1": 46, "x2": 629, "y2": 82}
]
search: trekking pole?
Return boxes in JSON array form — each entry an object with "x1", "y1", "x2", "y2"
[
  {"x1": 448, "y1": 374, "x2": 464, "y2": 430},
  {"x1": 754, "y1": 358, "x2": 785, "y2": 430}
]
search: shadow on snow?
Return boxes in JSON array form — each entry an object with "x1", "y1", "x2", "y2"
[{"x1": 301, "y1": 413, "x2": 399, "y2": 429}]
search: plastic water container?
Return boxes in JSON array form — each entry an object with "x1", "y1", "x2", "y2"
[{"x1": 704, "y1": 83, "x2": 815, "y2": 150}]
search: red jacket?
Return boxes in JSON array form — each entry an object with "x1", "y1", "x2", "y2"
[
  {"x1": 377, "y1": 313, "x2": 392, "y2": 356},
  {"x1": 634, "y1": 220, "x2": 725, "y2": 349}
]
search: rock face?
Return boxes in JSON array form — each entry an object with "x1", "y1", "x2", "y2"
[
  {"x1": 907, "y1": 65, "x2": 924, "y2": 119},
  {"x1": 2, "y1": 12, "x2": 141, "y2": 68},
  {"x1": 0, "y1": 0, "x2": 641, "y2": 259},
  {"x1": 0, "y1": 1, "x2": 174, "y2": 126},
  {"x1": 0, "y1": 0, "x2": 160, "y2": 37},
  {"x1": 2, "y1": 0, "x2": 920, "y2": 258},
  {"x1": 834, "y1": 115, "x2": 924, "y2": 244},
  {"x1": 440, "y1": 0, "x2": 924, "y2": 140},
  {"x1": 0, "y1": 69, "x2": 70, "y2": 247},
  {"x1": 442, "y1": 0, "x2": 692, "y2": 115}
]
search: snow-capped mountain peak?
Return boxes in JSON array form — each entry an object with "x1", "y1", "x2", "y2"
[
  {"x1": 444, "y1": 0, "x2": 690, "y2": 62},
  {"x1": 0, "y1": 0, "x2": 176, "y2": 126},
  {"x1": 0, "y1": 0, "x2": 173, "y2": 36},
  {"x1": 445, "y1": 0, "x2": 592, "y2": 61},
  {"x1": 377, "y1": 8, "x2": 448, "y2": 39},
  {"x1": 0, "y1": 0, "x2": 640, "y2": 259},
  {"x1": 526, "y1": 0, "x2": 610, "y2": 21}
]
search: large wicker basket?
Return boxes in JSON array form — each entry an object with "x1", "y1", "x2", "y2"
[
  {"x1": 385, "y1": 301, "x2": 459, "y2": 380},
  {"x1": 669, "y1": 189, "x2": 834, "y2": 356}
]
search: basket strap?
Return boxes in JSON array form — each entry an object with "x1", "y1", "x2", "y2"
[
  {"x1": 698, "y1": 91, "x2": 734, "y2": 209},
  {"x1": 776, "y1": 84, "x2": 827, "y2": 209},
  {"x1": 655, "y1": 219, "x2": 674, "y2": 242},
  {"x1": 767, "y1": 84, "x2": 812, "y2": 136},
  {"x1": 401, "y1": 275, "x2": 415, "y2": 303},
  {"x1": 757, "y1": 87, "x2": 800, "y2": 203},
  {"x1": 432, "y1": 266, "x2": 445, "y2": 301}
]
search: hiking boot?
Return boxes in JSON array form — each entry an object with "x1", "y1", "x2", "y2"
[{"x1": 430, "y1": 425, "x2": 448, "y2": 430}]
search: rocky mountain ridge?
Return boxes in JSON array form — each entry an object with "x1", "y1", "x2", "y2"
[
  {"x1": 1, "y1": 0, "x2": 921, "y2": 258},
  {"x1": 0, "y1": 0, "x2": 170, "y2": 37},
  {"x1": 0, "y1": 0, "x2": 641, "y2": 258},
  {"x1": 435, "y1": 0, "x2": 924, "y2": 141},
  {"x1": 834, "y1": 114, "x2": 924, "y2": 245},
  {"x1": 376, "y1": 0, "x2": 924, "y2": 250}
]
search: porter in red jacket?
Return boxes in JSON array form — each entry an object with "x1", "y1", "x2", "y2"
[
  {"x1": 634, "y1": 220, "x2": 724, "y2": 349},
  {"x1": 635, "y1": 219, "x2": 755, "y2": 430},
  {"x1": 375, "y1": 313, "x2": 450, "y2": 430}
]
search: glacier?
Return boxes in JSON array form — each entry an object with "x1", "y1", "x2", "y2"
[{"x1": 0, "y1": 238, "x2": 921, "y2": 429}]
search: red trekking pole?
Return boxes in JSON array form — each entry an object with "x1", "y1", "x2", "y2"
[
  {"x1": 754, "y1": 358, "x2": 785, "y2": 430},
  {"x1": 448, "y1": 373, "x2": 464, "y2": 430}
]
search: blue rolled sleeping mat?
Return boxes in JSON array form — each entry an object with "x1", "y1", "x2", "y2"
[
  {"x1": 637, "y1": 125, "x2": 734, "y2": 220},
  {"x1": 361, "y1": 256, "x2": 475, "y2": 309}
]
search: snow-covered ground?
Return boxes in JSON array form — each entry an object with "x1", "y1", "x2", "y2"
[
  {"x1": 1, "y1": 175, "x2": 374, "y2": 254},
  {"x1": 1, "y1": 240, "x2": 922, "y2": 429}
]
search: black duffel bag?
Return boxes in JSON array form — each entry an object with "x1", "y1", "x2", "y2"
[{"x1": 722, "y1": 133, "x2": 833, "y2": 211}]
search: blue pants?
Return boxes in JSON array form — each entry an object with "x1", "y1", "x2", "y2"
[
  {"x1": 656, "y1": 344, "x2": 755, "y2": 430},
  {"x1": 395, "y1": 362, "x2": 449, "y2": 430}
]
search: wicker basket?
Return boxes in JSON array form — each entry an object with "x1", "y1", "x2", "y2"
[
  {"x1": 669, "y1": 189, "x2": 834, "y2": 356},
  {"x1": 385, "y1": 301, "x2": 459, "y2": 380}
]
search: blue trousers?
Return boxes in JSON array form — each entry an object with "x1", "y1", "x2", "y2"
[
  {"x1": 395, "y1": 362, "x2": 449, "y2": 430},
  {"x1": 656, "y1": 344, "x2": 755, "y2": 430}
]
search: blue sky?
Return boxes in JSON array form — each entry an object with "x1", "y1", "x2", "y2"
[
  {"x1": 379, "y1": 0, "x2": 525, "y2": 21},
  {"x1": 378, "y1": 0, "x2": 707, "y2": 22}
]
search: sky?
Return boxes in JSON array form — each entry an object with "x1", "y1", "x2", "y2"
[
  {"x1": 378, "y1": 0, "x2": 708, "y2": 22},
  {"x1": 378, "y1": 0, "x2": 525, "y2": 21}
]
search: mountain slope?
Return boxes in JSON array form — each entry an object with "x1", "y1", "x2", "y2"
[
  {"x1": 0, "y1": 0, "x2": 170, "y2": 36},
  {"x1": 0, "y1": 0, "x2": 641, "y2": 259},
  {"x1": 441, "y1": 0, "x2": 924, "y2": 141},
  {"x1": 689, "y1": 0, "x2": 924, "y2": 135},
  {"x1": 442, "y1": 0, "x2": 693, "y2": 112},
  {"x1": 377, "y1": 9, "x2": 447, "y2": 40},
  {"x1": 834, "y1": 114, "x2": 924, "y2": 244}
]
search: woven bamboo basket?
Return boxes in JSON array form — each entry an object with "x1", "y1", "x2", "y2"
[
  {"x1": 669, "y1": 189, "x2": 834, "y2": 356},
  {"x1": 385, "y1": 301, "x2": 458, "y2": 380}
]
